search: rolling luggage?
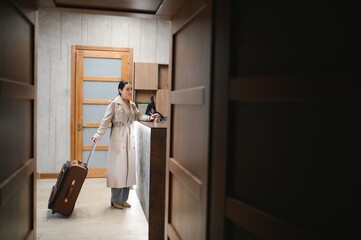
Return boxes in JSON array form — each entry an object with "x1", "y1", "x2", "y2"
[{"x1": 48, "y1": 143, "x2": 96, "y2": 217}]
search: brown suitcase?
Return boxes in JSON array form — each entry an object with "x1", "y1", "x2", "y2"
[{"x1": 48, "y1": 143, "x2": 96, "y2": 217}]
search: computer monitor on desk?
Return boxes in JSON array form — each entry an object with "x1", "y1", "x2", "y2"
[{"x1": 145, "y1": 95, "x2": 165, "y2": 121}]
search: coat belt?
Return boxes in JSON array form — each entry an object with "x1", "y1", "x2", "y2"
[{"x1": 112, "y1": 122, "x2": 132, "y2": 127}]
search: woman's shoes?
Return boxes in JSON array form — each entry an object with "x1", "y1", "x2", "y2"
[
  {"x1": 111, "y1": 201, "x2": 131, "y2": 208},
  {"x1": 111, "y1": 201, "x2": 123, "y2": 209},
  {"x1": 121, "y1": 201, "x2": 131, "y2": 208}
]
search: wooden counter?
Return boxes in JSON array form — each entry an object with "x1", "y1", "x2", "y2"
[{"x1": 134, "y1": 121, "x2": 167, "y2": 240}]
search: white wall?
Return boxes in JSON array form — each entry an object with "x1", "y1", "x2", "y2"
[{"x1": 37, "y1": 10, "x2": 171, "y2": 173}]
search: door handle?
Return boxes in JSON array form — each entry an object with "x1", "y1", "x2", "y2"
[{"x1": 77, "y1": 123, "x2": 82, "y2": 131}]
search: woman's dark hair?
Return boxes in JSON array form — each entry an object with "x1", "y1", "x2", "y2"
[{"x1": 118, "y1": 80, "x2": 131, "y2": 95}]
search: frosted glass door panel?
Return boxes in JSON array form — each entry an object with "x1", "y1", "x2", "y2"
[
  {"x1": 83, "y1": 128, "x2": 110, "y2": 145},
  {"x1": 84, "y1": 58, "x2": 122, "y2": 77},
  {"x1": 83, "y1": 150, "x2": 107, "y2": 168},
  {"x1": 83, "y1": 105, "x2": 108, "y2": 122},
  {"x1": 73, "y1": 48, "x2": 132, "y2": 176},
  {"x1": 83, "y1": 81, "x2": 119, "y2": 99}
]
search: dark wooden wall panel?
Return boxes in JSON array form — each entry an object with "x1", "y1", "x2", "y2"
[
  {"x1": 167, "y1": 1, "x2": 211, "y2": 239},
  {"x1": 171, "y1": 6, "x2": 210, "y2": 177},
  {"x1": 211, "y1": 0, "x2": 360, "y2": 239},
  {"x1": 0, "y1": 1, "x2": 34, "y2": 85},
  {"x1": 225, "y1": 219, "x2": 262, "y2": 240},
  {"x1": 0, "y1": 101, "x2": 33, "y2": 181},
  {"x1": 0, "y1": 174, "x2": 34, "y2": 239},
  {"x1": 169, "y1": 174, "x2": 203, "y2": 239},
  {"x1": 0, "y1": 0, "x2": 36, "y2": 239},
  {"x1": 229, "y1": 103, "x2": 354, "y2": 226},
  {"x1": 229, "y1": 1, "x2": 357, "y2": 77}
]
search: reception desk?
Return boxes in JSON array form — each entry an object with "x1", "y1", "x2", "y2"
[{"x1": 134, "y1": 121, "x2": 167, "y2": 240}]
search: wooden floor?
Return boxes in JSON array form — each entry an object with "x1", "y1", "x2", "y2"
[{"x1": 36, "y1": 178, "x2": 148, "y2": 240}]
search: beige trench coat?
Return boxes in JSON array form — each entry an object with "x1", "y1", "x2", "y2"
[{"x1": 92, "y1": 95, "x2": 150, "y2": 188}]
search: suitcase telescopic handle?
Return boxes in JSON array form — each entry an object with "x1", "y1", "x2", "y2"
[{"x1": 85, "y1": 143, "x2": 96, "y2": 167}]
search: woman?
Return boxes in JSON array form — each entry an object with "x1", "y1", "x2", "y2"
[{"x1": 92, "y1": 80, "x2": 159, "y2": 209}]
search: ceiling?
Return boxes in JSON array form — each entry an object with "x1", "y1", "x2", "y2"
[{"x1": 19, "y1": 0, "x2": 185, "y2": 18}]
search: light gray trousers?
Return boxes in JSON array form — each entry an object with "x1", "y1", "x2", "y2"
[{"x1": 111, "y1": 187, "x2": 130, "y2": 204}]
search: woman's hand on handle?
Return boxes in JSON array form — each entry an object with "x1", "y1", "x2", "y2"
[{"x1": 91, "y1": 137, "x2": 98, "y2": 144}]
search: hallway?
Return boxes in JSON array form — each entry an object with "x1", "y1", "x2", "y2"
[{"x1": 36, "y1": 178, "x2": 148, "y2": 240}]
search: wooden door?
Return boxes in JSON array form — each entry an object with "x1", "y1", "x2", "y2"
[
  {"x1": 166, "y1": 2, "x2": 211, "y2": 239},
  {"x1": 71, "y1": 46, "x2": 133, "y2": 177}
]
